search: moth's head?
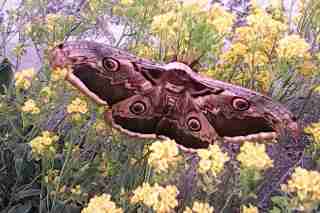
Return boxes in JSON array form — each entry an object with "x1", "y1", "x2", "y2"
[{"x1": 50, "y1": 41, "x2": 143, "y2": 105}]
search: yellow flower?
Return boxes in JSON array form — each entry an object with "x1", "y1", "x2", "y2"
[
  {"x1": 14, "y1": 68, "x2": 36, "y2": 89},
  {"x1": 237, "y1": 142, "x2": 273, "y2": 171},
  {"x1": 242, "y1": 204, "x2": 259, "y2": 213},
  {"x1": 208, "y1": 3, "x2": 235, "y2": 35},
  {"x1": 24, "y1": 22, "x2": 33, "y2": 34},
  {"x1": 21, "y1": 99, "x2": 40, "y2": 114},
  {"x1": 244, "y1": 51, "x2": 269, "y2": 67},
  {"x1": 220, "y1": 42, "x2": 248, "y2": 64},
  {"x1": 71, "y1": 185, "x2": 81, "y2": 195},
  {"x1": 94, "y1": 119, "x2": 108, "y2": 135},
  {"x1": 148, "y1": 139, "x2": 180, "y2": 173},
  {"x1": 46, "y1": 13, "x2": 61, "y2": 32},
  {"x1": 256, "y1": 69, "x2": 271, "y2": 92},
  {"x1": 304, "y1": 122, "x2": 320, "y2": 143},
  {"x1": 67, "y1": 98, "x2": 88, "y2": 114},
  {"x1": 131, "y1": 183, "x2": 178, "y2": 213},
  {"x1": 151, "y1": 11, "x2": 181, "y2": 38},
  {"x1": 298, "y1": 60, "x2": 316, "y2": 77},
  {"x1": 81, "y1": 194, "x2": 123, "y2": 213},
  {"x1": 281, "y1": 167, "x2": 320, "y2": 211},
  {"x1": 277, "y1": 34, "x2": 310, "y2": 60},
  {"x1": 51, "y1": 67, "x2": 68, "y2": 81},
  {"x1": 29, "y1": 131, "x2": 59, "y2": 160},
  {"x1": 44, "y1": 169, "x2": 59, "y2": 184},
  {"x1": 135, "y1": 44, "x2": 156, "y2": 59},
  {"x1": 184, "y1": 201, "x2": 214, "y2": 213},
  {"x1": 120, "y1": 0, "x2": 133, "y2": 5},
  {"x1": 197, "y1": 144, "x2": 229, "y2": 176}
]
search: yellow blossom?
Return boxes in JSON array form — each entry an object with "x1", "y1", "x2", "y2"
[
  {"x1": 242, "y1": 204, "x2": 259, "y2": 213},
  {"x1": 94, "y1": 119, "x2": 108, "y2": 135},
  {"x1": 14, "y1": 68, "x2": 36, "y2": 89},
  {"x1": 256, "y1": 69, "x2": 271, "y2": 92},
  {"x1": 81, "y1": 194, "x2": 123, "y2": 213},
  {"x1": 21, "y1": 99, "x2": 40, "y2": 114},
  {"x1": 71, "y1": 185, "x2": 81, "y2": 195},
  {"x1": 208, "y1": 3, "x2": 235, "y2": 35},
  {"x1": 148, "y1": 139, "x2": 180, "y2": 173},
  {"x1": 24, "y1": 22, "x2": 33, "y2": 34},
  {"x1": 197, "y1": 144, "x2": 229, "y2": 176},
  {"x1": 67, "y1": 98, "x2": 88, "y2": 114},
  {"x1": 134, "y1": 44, "x2": 156, "y2": 59},
  {"x1": 247, "y1": 9, "x2": 286, "y2": 37},
  {"x1": 277, "y1": 34, "x2": 310, "y2": 60},
  {"x1": 182, "y1": 0, "x2": 208, "y2": 8},
  {"x1": 29, "y1": 131, "x2": 59, "y2": 160},
  {"x1": 44, "y1": 169, "x2": 59, "y2": 183},
  {"x1": 281, "y1": 167, "x2": 320, "y2": 211},
  {"x1": 120, "y1": 0, "x2": 133, "y2": 5},
  {"x1": 237, "y1": 142, "x2": 273, "y2": 171},
  {"x1": 151, "y1": 11, "x2": 182, "y2": 38},
  {"x1": 298, "y1": 60, "x2": 316, "y2": 77},
  {"x1": 51, "y1": 67, "x2": 68, "y2": 81},
  {"x1": 304, "y1": 122, "x2": 320, "y2": 143},
  {"x1": 46, "y1": 13, "x2": 61, "y2": 32},
  {"x1": 184, "y1": 201, "x2": 214, "y2": 213},
  {"x1": 131, "y1": 183, "x2": 178, "y2": 213},
  {"x1": 220, "y1": 42, "x2": 248, "y2": 64}
]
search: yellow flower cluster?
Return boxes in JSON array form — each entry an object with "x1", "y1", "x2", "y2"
[
  {"x1": 81, "y1": 194, "x2": 123, "y2": 213},
  {"x1": 148, "y1": 140, "x2": 180, "y2": 173},
  {"x1": 44, "y1": 169, "x2": 59, "y2": 184},
  {"x1": 46, "y1": 13, "x2": 61, "y2": 32},
  {"x1": 29, "y1": 131, "x2": 59, "y2": 160},
  {"x1": 208, "y1": 3, "x2": 235, "y2": 35},
  {"x1": 71, "y1": 185, "x2": 81, "y2": 196},
  {"x1": 220, "y1": 8, "x2": 286, "y2": 67},
  {"x1": 134, "y1": 43, "x2": 156, "y2": 59},
  {"x1": 67, "y1": 98, "x2": 88, "y2": 122},
  {"x1": 256, "y1": 70, "x2": 272, "y2": 92},
  {"x1": 246, "y1": 9, "x2": 286, "y2": 39},
  {"x1": 131, "y1": 183, "x2": 178, "y2": 213},
  {"x1": 67, "y1": 98, "x2": 88, "y2": 114},
  {"x1": 14, "y1": 68, "x2": 36, "y2": 89},
  {"x1": 24, "y1": 22, "x2": 33, "y2": 34},
  {"x1": 151, "y1": 11, "x2": 183, "y2": 38},
  {"x1": 94, "y1": 119, "x2": 108, "y2": 135},
  {"x1": 197, "y1": 144, "x2": 230, "y2": 176},
  {"x1": 120, "y1": 0, "x2": 134, "y2": 5},
  {"x1": 51, "y1": 67, "x2": 68, "y2": 81},
  {"x1": 304, "y1": 122, "x2": 320, "y2": 143},
  {"x1": 241, "y1": 204, "x2": 259, "y2": 213},
  {"x1": 281, "y1": 167, "x2": 320, "y2": 211},
  {"x1": 184, "y1": 201, "x2": 214, "y2": 213},
  {"x1": 21, "y1": 99, "x2": 40, "y2": 114},
  {"x1": 277, "y1": 34, "x2": 310, "y2": 60},
  {"x1": 237, "y1": 142, "x2": 273, "y2": 171}
]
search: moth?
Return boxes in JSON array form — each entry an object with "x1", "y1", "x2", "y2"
[{"x1": 50, "y1": 41, "x2": 300, "y2": 149}]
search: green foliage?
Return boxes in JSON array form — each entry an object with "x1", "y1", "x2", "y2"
[{"x1": 270, "y1": 196, "x2": 291, "y2": 213}]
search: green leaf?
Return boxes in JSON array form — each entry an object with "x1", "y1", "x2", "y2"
[
  {"x1": 271, "y1": 196, "x2": 290, "y2": 213},
  {"x1": 0, "y1": 58, "x2": 13, "y2": 94}
]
